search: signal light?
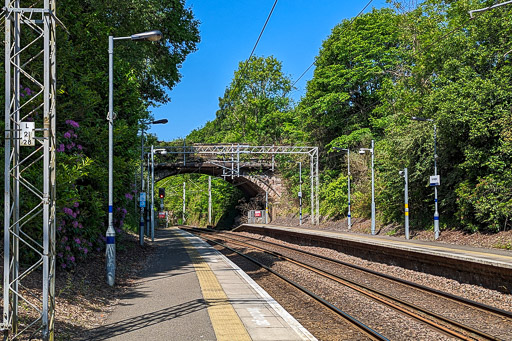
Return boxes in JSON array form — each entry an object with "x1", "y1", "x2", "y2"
[{"x1": 159, "y1": 188, "x2": 165, "y2": 199}]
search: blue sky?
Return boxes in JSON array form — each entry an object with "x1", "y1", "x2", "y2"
[{"x1": 148, "y1": 0, "x2": 388, "y2": 141}]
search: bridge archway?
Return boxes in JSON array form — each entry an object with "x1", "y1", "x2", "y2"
[{"x1": 149, "y1": 144, "x2": 320, "y2": 224}]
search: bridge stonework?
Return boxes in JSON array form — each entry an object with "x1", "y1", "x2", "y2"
[{"x1": 153, "y1": 161, "x2": 285, "y2": 200}]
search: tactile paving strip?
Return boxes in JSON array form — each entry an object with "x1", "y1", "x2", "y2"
[{"x1": 177, "y1": 233, "x2": 252, "y2": 341}]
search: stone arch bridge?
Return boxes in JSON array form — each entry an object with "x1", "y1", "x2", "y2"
[{"x1": 149, "y1": 144, "x2": 320, "y2": 224}]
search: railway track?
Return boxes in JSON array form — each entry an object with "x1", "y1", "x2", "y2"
[{"x1": 183, "y1": 227, "x2": 512, "y2": 340}]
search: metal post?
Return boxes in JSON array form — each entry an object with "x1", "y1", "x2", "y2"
[
  {"x1": 208, "y1": 176, "x2": 212, "y2": 226},
  {"x1": 151, "y1": 145, "x2": 155, "y2": 242},
  {"x1": 231, "y1": 144, "x2": 234, "y2": 179},
  {"x1": 3, "y1": 6, "x2": 12, "y2": 335},
  {"x1": 106, "y1": 35, "x2": 116, "y2": 286},
  {"x1": 371, "y1": 139, "x2": 376, "y2": 235},
  {"x1": 433, "y1": 124, "x2": 439, "y2": 239},
  {"x1": 271, "y1": 145, "x2": 275, "y2": 172},
  {"x1": 265, "y1": 191, "x2": 269, "y2": 224},
  {"x1": 146, "y1": 154, "x2": 150, "y2": 236},
  {"x1": 403, "y1": 168, "x2": 409, "y2": 239},
  {"x1": 310, "y1": 154, "x2": 314, "y2": 225},
  {"x1": 183, "y1": 139, "x2": 186, "y2": 166},
  {"x1": 140, "y1": 128, "x2": 145, "y2": 246},
  {"x1": 347, "y1": 149, "x2": 352, "y2": 230},
  {"x1": 315, "y1": 148, "x2": 320, "y2": 225},
  {"x1": 182, "y1": 181, "x2": 186, "y2": 224},
  {"x1": 298, "y1": 161, "x2": 302, "y2": 225},
  {"x1": 12, "y1": 4, "x2": 20, "y2": 333}
]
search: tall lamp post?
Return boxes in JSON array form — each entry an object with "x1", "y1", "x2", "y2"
[
  {"x1": 333, "y1": 147, "x2": 351, "y2": 230},
  {"x1": 298, "y1": 161, "x2": 302, "y2": 225},
  {"x1": 107, "y1": 30, "x2": 162, "y2": 287},
  {"x1": 359, "y1": 140, "x2": 375, "y2": 235},
  {"x1": 140, "y1": 118, "x2": 168, "y2": 247},
  {"x1": 151, "y1": 148, "x2": 167, "y2": 242},
  {"x1": 411, "y1": 116, "x2": 440, "y2": 239}
]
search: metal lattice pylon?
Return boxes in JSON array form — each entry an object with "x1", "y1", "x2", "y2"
[{"x1": 2, "y1": 0, "x2": 57, "y2": 340}]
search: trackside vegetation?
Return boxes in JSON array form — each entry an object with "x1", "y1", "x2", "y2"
[
  {"x1": 3, "y1": 0, "x2": 512, "y2": 270},
  {"x1": 181, "y1": 0, "x2": 512, "y2": 234}
]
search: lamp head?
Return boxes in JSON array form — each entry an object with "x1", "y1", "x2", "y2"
[
  {"x1": 359, "y1": 149, "x2": 366, "y2": 155},
  {"x1": 155, "y1": 149, "x2": 167, "y2": 155},
  {"x1": 152, "y1": 119, "x2": 168, "y2": 125},
  {"x1": 131, "y1": 30, "x2": 163, "y2": 41}
]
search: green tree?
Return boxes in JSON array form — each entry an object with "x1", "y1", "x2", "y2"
[{"x1": 188, "y1": 56, "x2": 294, "y2": 145}]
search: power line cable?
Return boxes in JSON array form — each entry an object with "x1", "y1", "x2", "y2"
[{"x1": 248, "y1": 0, "x2": 279, "y2": 61}]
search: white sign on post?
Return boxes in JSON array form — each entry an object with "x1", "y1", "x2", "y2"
[
  {"x1": 21, "y1": 122, "x2": 35, "y2": 146},
  {"x1": 429, "y1": 175, "x2": 440, "y2": 186}
]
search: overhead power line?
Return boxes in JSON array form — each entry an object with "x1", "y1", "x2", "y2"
[{"x1": 248, "y1": 0, "x2": 279, "y2": 61}]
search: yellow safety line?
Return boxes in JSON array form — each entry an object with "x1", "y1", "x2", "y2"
[
  {"x1": 176, "y1": 231, "x2": 252, "y2": 341},
  {"x1": 273, "y1": 226, "x2": 512, "y2": 262}
]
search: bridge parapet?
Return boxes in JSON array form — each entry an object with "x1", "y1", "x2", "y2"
[{"x1": 149, "y1": 144, "x2": 320, "y2": 224}]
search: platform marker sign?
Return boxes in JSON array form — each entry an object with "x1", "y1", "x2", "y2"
[{"x1": 139, "y1": 192, "x2": 146, "y2": 208}]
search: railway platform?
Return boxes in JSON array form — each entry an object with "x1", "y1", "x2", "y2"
[
  {"x1": 89, "y1": 227, "x2": 315, "y2": 341},
  {"x1": 237, "y1": 224, "x2": 512, "y2": 292}
]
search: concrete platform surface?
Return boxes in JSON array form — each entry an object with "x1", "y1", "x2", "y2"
[
  {"x1": 86, "y1": 227, "x2": 316, "y2": 341},
  {"x1": 240, "y1": 224, "x2": 512, "y2": 269}
]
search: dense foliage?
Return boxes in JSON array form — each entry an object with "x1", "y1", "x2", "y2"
[
  {"x1": 1, "y1": 0, "x2": 200, "y2": 268},
  {"x1": 5, "y1": 0, "x2": 512, "y2": 271},
  {"x1": 186, "y1": 0, "x2": 512, "y2": 233}
]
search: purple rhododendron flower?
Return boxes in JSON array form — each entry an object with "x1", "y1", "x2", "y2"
[
  {"x1": 65, "y1": 246, "x2": 70, "y2": 251},
  {"x1": 83, "y1": 248, "x2": 88, "y2": 254},
  {"x1": 73, "y1": 202, "x2": 79, "y2": 208},
  {"x1": 72, "y1": 221, "x2": 79, "y2": 228},
  {"x1": 63, "y1": 132, "x2": 71, "y2": 139},
  {"x1": 74, "y1": 237, "x2": 81, "y2": 244},
  {"x1": 62, "y1": 236, "x2": 68, "y2": 242},
  {"x1": 77, "y1": 145, "x2": 83, "y2": 150},
  {"x1": 61, "y1": 263, "x2": 66, "y2": 268},
  {"x1": 57, "y1": 144, "x2": 65, "y2": 152},
  {"x1": 58, "y1": 252, "x2": 63, "y2": 258},
  {"x1": 63, "y1": 207, "x2": 73, "y2": 216},
  {"x1": 65, "y1": 119, "x2": 79, "y2": 128},
  {"x1": 68, "y1": 255, "x2": 75, "y2": 262},
  {"x1": 78, "y1": 223, "x2": 83, "y2": 229},
  {"x1": 125, "y1": 193, "x2": 133, "y2": 200}
]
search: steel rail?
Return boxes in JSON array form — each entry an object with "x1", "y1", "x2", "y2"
[
  {"x1": 191, "y1": 231, "x2": 389, "y2": 341},
  {"x1": 222, "y1": 228, "x2": 512, "y2": 320},
  {"x1": 187, "y1": 228, "x2": 502, "y2": 341}
]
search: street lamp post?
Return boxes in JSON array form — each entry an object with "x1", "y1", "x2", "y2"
[
  {"x1": 139, "y1": 118, "x2": 168, "y2": 247},
  {"x1": 150, "y1": 148, "x2": 167, "y2": 242},
  {"x1": 411, "y1": 117, "x2": 439, "y2": 239},
  {"x1": 333, "y1": 147, "x2": 351, "y2": 230},
  {"x1": 359, "y1": 140, "x2": 375, "y2": 235},
  {"x1": 298, "y1": 161, "x2": 302, "y2": 226},
  {"x1": 107, "y1": 30, "x2": 162, "y2": 286},
  {"x1": 399, "y1": 168, "x2": 409, "y2": 239}
]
